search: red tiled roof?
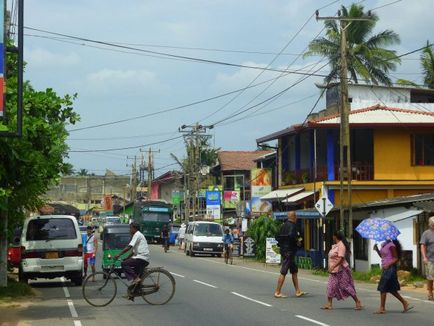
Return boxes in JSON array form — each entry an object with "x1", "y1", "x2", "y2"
[{"x1": 217, "y1": 151, "x2": 273, "y2": 171}]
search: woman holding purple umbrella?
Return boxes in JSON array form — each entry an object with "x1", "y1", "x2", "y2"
[{"x1": 373, "y1": 239, "x2": 413, "y2": 314}]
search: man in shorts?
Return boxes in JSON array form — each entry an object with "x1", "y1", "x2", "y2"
[
  {"x1": 274, "y1": 211, "x2": 306, "y2": 298},
  {"x1": 420, "y1": 216, "x2": 434, "y2": 300},
  {"x1": 84, "y1": 226, "x2": 98, "y2": 281}
]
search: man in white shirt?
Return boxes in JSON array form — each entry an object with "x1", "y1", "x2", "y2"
[{"x1": 115, "y1": 222, "x2": 150, "y2": 285}]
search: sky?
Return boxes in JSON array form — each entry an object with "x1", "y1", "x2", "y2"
[{"x1": 14, "y1": 0, "x2": 434, "y2": 176}]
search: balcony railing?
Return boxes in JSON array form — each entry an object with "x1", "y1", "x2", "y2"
[{"x1": 282, "y1": 163, "x2": 374, "y2": 185}]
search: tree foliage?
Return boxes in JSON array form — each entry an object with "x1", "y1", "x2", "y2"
[
  {"x1": 247, "y1": 216, "x2": 280, "y2": 261},
  {"x1": 304, "y1": 3, "x2": 400, "y2": 86},
  {"x1": 0, "y1": 42, "x2": 79, "y2": 236},
  {"x1": 421, "y1": 41, "x2": 434, "y2": 89}
]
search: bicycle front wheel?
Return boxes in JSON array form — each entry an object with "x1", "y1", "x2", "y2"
[
  {"x1": 82, "y1": 272, "x2": 117, "y2": 307},
  {"x1": 142, "y1": 268, "x2": 175, "y2": 305}
]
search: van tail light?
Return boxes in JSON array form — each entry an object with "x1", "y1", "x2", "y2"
[
  {"x1": 78, "y1": 244, "x2": 83, "y2": 254},
  {"x1": 22, "y1": 247, "x2": 41, "y2": 259},
  {"x1": 64, "y1": 249, "x2": 82, "y2": 257}
]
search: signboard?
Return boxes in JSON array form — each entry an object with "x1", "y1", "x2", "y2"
[
  {"x1": 232, "y1": 238, "x2": 241, "y2": 257},
  {"x1": 206, "y1": 205, "x2": 220, "y2": 220},
  {"x1": 315, "y1": 196, "x2": 334, "y2": 217},
  {"x1": 171, "y1": 191, "x2": 183, "y2": 205},
  {"x1": 265, "y1": 237, "x2": 281, "y2": 264},
  {"x1": 101, "y1": 195, "x2": 113, "y2": 211},
  {"x1": 223, "y1": 191, "x2": 240, "y2": 209},
  {"x1": 143, "y1": 206, "x2": 170, "y2": 213},
  {"x1": 0, "y1": 0, "x2": 4, "y2": 118},
  {"x1": 243, "y1": 236, "x2": 256, "y2": 257},
  {"x1": 251, "y1": 168, "x2": 272, "y2": 213},
  {"x1": 206, "y1": 191, "x2": 221, "y2": 206}
]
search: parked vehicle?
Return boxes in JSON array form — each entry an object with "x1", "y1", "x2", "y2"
[
  {"x1": 105, "y1": 216, "x2": 122, "y2": 225},
  {"x1": 7, "y1": 227, "x2": 22, "y2": 269},
  {"x1": 184, "y1": 221, "x2": 224, "y2": 257},
  {"x1": 133, "y1": 200, "x2": 173, "y2": 243},
  {"x1": 169, "y1": 224, "x2": 180, "y2": 245},
  {"x1": 19, "y1": 215, "x2": 84, "y2": 285},
  {"x1": 101, "y1": 224, "x2": 131, "y2": 274}
]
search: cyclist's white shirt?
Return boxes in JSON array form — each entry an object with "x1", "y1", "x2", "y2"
[
  {"x1": 129, "y1": 231, "x2": 150, "y2": 261},
  {"x1": 86, "y1": 234, "x2": 96, "y2": 254}
]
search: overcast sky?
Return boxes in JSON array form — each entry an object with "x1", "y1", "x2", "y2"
[{"x1": 17, "y1": 0, "x2": 434, "y2": 176}]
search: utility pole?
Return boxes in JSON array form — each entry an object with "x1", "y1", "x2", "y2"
[
  {"x1": 316, "y1": 10, "x2": 372, "y2": 236},
  {"x1": 179, "y1": 123, "x2": 213, "y2": 221},
  {"x1": 148, "y1": 148, "x2": 153, "y2": 200},
  {"x1": 127, "y1": 155, "x2": 138, "y2": 201}
]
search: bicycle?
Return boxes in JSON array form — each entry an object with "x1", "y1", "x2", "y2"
[
  {"x1": 224, "y1": 244, "x2": 233, "y2": 265},
  {"x1": 82, "y1": 256, "x2": 176, "y2": 307},
  {"x1": 162, "y1": 237, "x2": 169, "y2": 253}
]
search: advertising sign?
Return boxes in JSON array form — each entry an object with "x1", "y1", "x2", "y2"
[
  {"x1": 251, "y1": 168, "x2": 273, "y2": 214},
  {"x1": 265, "y1": 238, "x2": 281, "y2": 264},
  {"x1": 232, "y1": 238, "x2": 241, "y2": 257},
  {"x1": 243, "y1": 236, "x2": 256, "y2": 257},
  {"x1": 206, "y1": 191, "x2": 221, "y2": 206},
  {"x1": 223, "y1": 191, "x2": 240, "y2": 209},
  {"x1": 171, "y1": 191, "x2": 182, "y2": 205},
  {"x1": 206, "y1": 205, "x2": 220, "y2": 220}
]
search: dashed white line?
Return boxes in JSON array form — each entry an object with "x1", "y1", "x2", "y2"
[
  {"x1": 231, "y1": 292, "x2": 272, "y2": 307},
  {"x1": 74, "y1": 321, "x2": 83, "y2": 326},
  {"x1": 171, "y1": 272, "x2": 185, "y2": 278},
  {"x1": 60, "y1": 277, "x2": 71, "y2": 298},
  {"x1": 295, "y1": 315, "x2": 329, "y2": 326},
  {"x1": 193, "y1": 279, "x2": 218, "y2": 288},
  {"x1": 67, "y1": 300, "x2": 78, "y2": 318}
]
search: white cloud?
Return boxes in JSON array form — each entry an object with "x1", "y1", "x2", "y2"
[
  {"x1": 25, "y1": 48, "x2": 81, "y2": 67},
  {"x1": 83, "y1": 68, "x2": 168, "y2": 96}
]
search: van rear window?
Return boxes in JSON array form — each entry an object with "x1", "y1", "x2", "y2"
[{"x1": 26, "y1": 218, "x2": 77, "y2": 241}]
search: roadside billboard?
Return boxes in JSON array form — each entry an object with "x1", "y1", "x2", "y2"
[
  {"x1": 223, "y1": 190, "x2": 239, "y2": 209},
  {"x1": 266, "y1": 238, "x2": 281, "y2": 264},
  {"x1": 251, "y1": 168, "x2": 272, "y2": 214},
  {"x1": 206, "y1": 191, "x2": 221, "y2": 220}
]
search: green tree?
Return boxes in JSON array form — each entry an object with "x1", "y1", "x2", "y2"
[
  {"x1": 421, "y1": 41, "x2": 434, "y2": 88},
  {"x1": 77, "y1": 168, "x2": 90, "y2": 176},
  {"x1": 0, "y1": 44, "x2": 79, "y2": 287},
  {"x1": 304, "y1": 3, "x2": 400, "y2": 86},
  {"x1": 247, "y1": 216, "x2": 280, "y2": 261}
]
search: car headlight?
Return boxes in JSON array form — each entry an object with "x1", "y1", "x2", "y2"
[
  {"x1": 217, "y1": 244, "x2": 223, "y2": 248},
  {"x1": 193, "y1": 242, "x2": 199, "y2": 247}
]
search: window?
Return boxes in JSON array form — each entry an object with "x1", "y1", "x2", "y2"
[
  {"x1": 103, "y1": 234, "x2": 131, "y2": 250},
  {"x1": 141, "y1": 213, "x2": 171, "y2": 223},
  {"x1": 412, "y1": 134, "x2": 434, "y2": 166},
  {"x1": 26, "y1": 218, "x2": 77, "y2": 241},
  {"x1": 193, "y1": 224, "x2": 222, "y2": 236}
]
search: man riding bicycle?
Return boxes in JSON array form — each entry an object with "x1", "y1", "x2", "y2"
[
  {"x1": 115, "y1": 222, "x2": 150, "y2": 294},
  {"x1": 222, "y1": 229, "x2": 234, "y2": 258},
  {"x1": 161, "y1": 224, "x2": 169, "y2": 252}
]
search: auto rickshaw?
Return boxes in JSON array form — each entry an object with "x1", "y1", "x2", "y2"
[{"x1": 101, "y1": 224, "x2": 131, "y2": 274}]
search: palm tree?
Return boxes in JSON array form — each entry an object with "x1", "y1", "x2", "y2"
[
  {"x1": 421, "y1": 41, "x2": 434, "y2": 88},
  {"x1": 304, "y1": 3, "x2": 400, "y2": 86},
  {"x1": 77, "y1": 168, "x2": 89, "y2": 176}
]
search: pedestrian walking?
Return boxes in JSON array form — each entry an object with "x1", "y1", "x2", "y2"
[
  {"x1": 274, "y1": 211, "x2": 306, "y2": 298},
  {"x1": 178, "y1": 223, "x2": 186, "y2": 249},
  {"x1": 84, "y1": 225, "x2": 98, "y2": 281},
  {"x1": 373, "y1": 239, "x2": 413, "y2": 314},
  {"x1": 321, "y1": 230, "x2": 362, "y2": 310},
  {"x1": 420, "y1": 215, "x2": 434, "y2": 301}
]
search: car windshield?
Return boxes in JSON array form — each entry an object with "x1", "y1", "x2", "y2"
[
  {"x1": 103, "y1": 234, "x2": 131, "y2": 250},
  {"x1": 26, "y1": 218, "x2": 77, "y2": 241},
  {"x1": 193, "y1": 224, "x2": 222, "y2": 236},
  {"x1": 106, "y1": 217, "x2": 121, "y2": 224},
  {"x1": 142, "y1": 213, "x2": 171, "y2": 223}
]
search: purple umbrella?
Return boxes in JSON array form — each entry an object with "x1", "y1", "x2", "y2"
[{"x1": 355, "y1": 218, "x2": 400, "y2": 241}]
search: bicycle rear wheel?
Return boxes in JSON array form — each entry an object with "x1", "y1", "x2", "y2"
[
  {"x1": 82, "y1": 272, "x2": 117, "y2": 307},
  {"x1": 142, "y1": 268, "x2": 175, "y2": 305}
]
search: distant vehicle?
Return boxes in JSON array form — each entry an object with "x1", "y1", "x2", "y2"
[
  {"x1": 169, "y1": 224, "x2": 180, "y2": 245},
  {"x1": 133, "y1": 201, "x2": 173, "y2": 243},
  {"x1": 105, "y1": 216, "x2": 122, "y2": 225},
  {"x1": 101, "y1": 224, "x2": 131, "y2": 274},
  {"x1": 19, "y1": 215, "x2": 83, "y2": 285},
  {"x1": 7, "y1": 227, "x2": 22, "y2": 269},
  {"x1": 184, "y1": 221, "x2": 224, "y2": 257}
]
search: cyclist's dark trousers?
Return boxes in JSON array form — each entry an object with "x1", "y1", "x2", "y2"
[{"x1": 122, "y1": 258, "x2": 149, "y2": 281}]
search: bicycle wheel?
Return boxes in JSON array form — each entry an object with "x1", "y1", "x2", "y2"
[
  {"x1": 142, "y1": 268, "x2": 175, "y2": 305},
  {"x1": 229, "y1": 250, "x2": 233, "y2": 265},
  {"x1": 82, "y1": 272, "x2": 117, "y2": 307}
]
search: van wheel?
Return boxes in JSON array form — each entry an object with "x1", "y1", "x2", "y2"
[
  {"x1": 18, "y1": 268, "x2": 28, "y2": 284},
  {"x1": 72, "y1": 277, "x2": 83, "y2": 286}
]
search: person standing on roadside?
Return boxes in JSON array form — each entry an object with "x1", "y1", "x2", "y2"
[
  {"x1": 84, "y1": 225, "x2": 98, "y2": 281},
  {"x1": 321, "y1": 230, "x2": 362, "y2": 310},
  {"x1": 274, "y1": 211, "x2": 306, "y2": 298},
  {"x1": 420, "y1": 216, "x2": 434, "y2": 301}
]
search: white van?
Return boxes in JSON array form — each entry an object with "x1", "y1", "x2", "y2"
[
  {"x1": 19, "y1": 215, "x2": 84, "y2": 285},
  {"x1": 184, "y1": 221, "x2": 224, "y2": 257}
]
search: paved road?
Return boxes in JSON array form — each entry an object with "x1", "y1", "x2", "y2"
[{"x1": 3, "y1": 243, "x2": 434, "y2": 326}]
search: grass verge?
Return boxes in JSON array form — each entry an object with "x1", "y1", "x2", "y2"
[{"x1": 0, "y1": 278, "x2": 34, "y2": 302}]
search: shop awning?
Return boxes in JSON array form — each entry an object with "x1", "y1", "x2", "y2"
[
  {"x1": 385, "y1": 209, "x2": 423, "y2": 223},
  {"x1": 261, "y1": 188, "x2": 303, "y2": 201},
  {"x1": 273, "y1": 209, "x2": 322, "y2": 220},
  {"x1": 282, "y1": 190, "x2": 317, "y2": 203}
]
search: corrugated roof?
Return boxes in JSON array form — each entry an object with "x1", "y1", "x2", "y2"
[
  {"x1": 217, "y1": 151, "x2": 273, "y2": 171},
  {"x1": 310, "y1": 105, "x2": 434, "y2": 126}
]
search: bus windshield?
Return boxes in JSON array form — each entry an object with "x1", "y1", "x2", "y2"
[
  {"x1": 142, "y1": 212, "x2": 171, "y2": 223},
  {"x1": 193, "y1": 224, "x2": 222, "y2": 237}
]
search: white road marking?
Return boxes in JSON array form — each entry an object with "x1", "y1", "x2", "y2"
[
  {"x1": 193, "y1": 279, "x2": 218, "y2": 288},
  {"x1": 231, "y1": 292, "x2": 272, "y2": 307},
  {"x1": 295, "y1": 315, "x2": 329, "y2": 326},
  {"x1": 67, "y1": 300, "x2": 78, "y2": 318},
  {"x1": 171, "y1": 272, "x2": 185, "y2": 278},
  {"x1": 74, "y1": 321, "x2": 83, "y2": 326},
  {"x1": 60, "y1": 277, "x2": 71, "y2": 298}
]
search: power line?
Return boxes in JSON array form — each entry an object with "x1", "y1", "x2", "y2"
[
  {"x1": 370, "y1": 0, "x2": 403, "y2": 11},
  {"x1": 68, "y1": 135, "x2": 183, "y2": 153}
]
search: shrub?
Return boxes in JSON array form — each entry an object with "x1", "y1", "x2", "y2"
[{"x1": 247, "y1": 215, "x2": 281, "y2": 261}]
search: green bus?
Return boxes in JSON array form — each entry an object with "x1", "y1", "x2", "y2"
[{"x1": 133, "y1": 200, "x2": 173, "y2": 243}]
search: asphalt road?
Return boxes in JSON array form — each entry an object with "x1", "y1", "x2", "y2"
[{"x1": 3, "y1": 242, "x2": 434, "y2": 326}]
